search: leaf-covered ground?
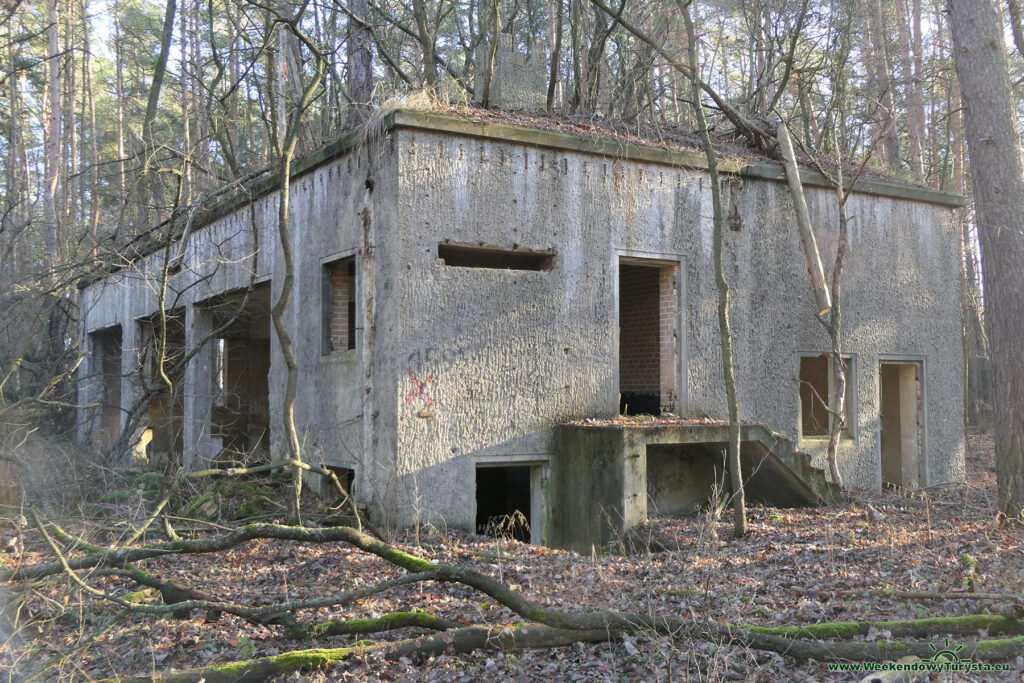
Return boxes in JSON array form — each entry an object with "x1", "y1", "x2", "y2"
[{"x1": 2, "y1": 433, "x2": 1023, "y2": 681}]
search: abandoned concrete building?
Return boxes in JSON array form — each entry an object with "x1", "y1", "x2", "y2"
[{"x1": 76, "y1": 107, "x2": 966, "y2": 549}]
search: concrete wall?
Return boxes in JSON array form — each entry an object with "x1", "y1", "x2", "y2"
[
  {"x1": 385, "y1": 127, "x2": 964, "y2": 534},
  {"x1": 77, "y1": 145, "x2": 390, "y2": 506}
]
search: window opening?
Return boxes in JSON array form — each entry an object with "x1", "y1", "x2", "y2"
[
  {"x1": 438, "y1": 243, "x2": 554, "y2": 271},
  {"x1": 799, "y1": 354, "x2": 854, "y2": 439},
  {"x1": 90, "y1": 326, "x2": 123, "y2": 447},
  {"x1": 323, "y1": 257, "x2": 356, "y2": 353},
  {"x1": 213, "y1": 338, "x2": 227, "y2": 406}
]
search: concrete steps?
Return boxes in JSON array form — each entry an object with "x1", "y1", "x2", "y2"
[{"x1": 743, "y1": 423, "x2": 844, "y2": 505}]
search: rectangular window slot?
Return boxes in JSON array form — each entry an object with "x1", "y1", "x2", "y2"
[
  {"x1": 438, "y1": 243, "x2": 554, "y2": 271},
  {"x1": 324, "y1": 465, "x2": 355, "y2": 497},
  {"x1": 323, "y1": 257, "x2": 357, "y2": 354},
  {"x1": 213, "y1": 338, "x2": 227, "y2": 405}
]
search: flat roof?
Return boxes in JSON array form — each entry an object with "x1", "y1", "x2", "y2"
[
  {"x1": 391, "y1": 109, "x2": 965, "y2": 208},
  {"x1": 80, "y1": 108, "x2": 965, "y2": 288}
]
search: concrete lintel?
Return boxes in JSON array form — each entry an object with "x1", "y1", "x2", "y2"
[{"x1": 475, "y1": 454, "x2": 551, "y2": 466}]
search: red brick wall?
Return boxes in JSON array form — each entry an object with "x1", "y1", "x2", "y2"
[
  {"x1": 326, "y1": 258, "x2": 355, "y2": 351},
  {"x1": 620, "y1": 265, "x2": 661, "y2": 393}
]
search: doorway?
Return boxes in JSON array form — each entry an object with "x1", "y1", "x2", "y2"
[
  {"x1": 91, "y1": 326, "x2": 123, "y2": 448},
  {"x1": 141, "y1": 311, "x2": 186, "y2": 466},
  {"x1": 879, "y1": 361, "x2": 924, "y2": 488},
  {"x1": 206, "y1": 284, "x2": 272, "y2": 464},
  {"x1": 618, "y1": 260, "x2": 678, "y2": 416}
]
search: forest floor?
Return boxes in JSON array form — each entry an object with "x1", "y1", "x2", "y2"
[{"x1": 2, "y1": 432, "x2": 1023, "y2": 682}]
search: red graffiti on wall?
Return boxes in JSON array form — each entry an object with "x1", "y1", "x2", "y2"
[{"x1": 405, "y1": 368, "x2": 436, "y2": 408}]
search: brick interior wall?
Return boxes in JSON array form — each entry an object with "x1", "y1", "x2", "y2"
[
  {"x1": 619, "y1": 265, "x2": 661, "y2": 394},
  {"x1": 326, "y1": 258, "x2": 355, "y2": 351}
]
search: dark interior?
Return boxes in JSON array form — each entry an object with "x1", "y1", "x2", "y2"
[{"x1": 476, "y1": 465, "x2": 532, "y2": 542}]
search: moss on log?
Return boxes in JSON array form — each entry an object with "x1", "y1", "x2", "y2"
[
  {"x1": 741, "y1": 614, "x2": 1023, "y2": 640},
  {"x1": 107, "y1": 623, "x2": 618, "y2": 683},
  {"x1": 287, "y1": 610, "x2": 462, "y2": 639}
]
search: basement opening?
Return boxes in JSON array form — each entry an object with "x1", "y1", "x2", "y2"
[
  {"x1": 880, "y1": 361, "x2": 924, "y2": 488},
  {"x1": 206, "y1": 285, "x2": 272, "y2": 464},
  {"x1": 475, "y1": 465, "x2": 532, "y2": 543},
  {"x1": 438, "y1": 243, "x2": 554, "y2": 270},
  {"x1": 619, "y1": 260, "x2": 678, "y2": 416},
  {"x1": 90, "y1": 325, "x2": 123, "y2": 448},
  {"x1": 324, "y1": 464, "x2": 355, "y2": 498}
]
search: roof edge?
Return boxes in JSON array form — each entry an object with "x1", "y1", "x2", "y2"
[
  {"x1": 390, "y1": 109, "x2": 966, "y2": 208},
  {"x1": 78, "y1": 107, "x2": 965, "y2": 290}
]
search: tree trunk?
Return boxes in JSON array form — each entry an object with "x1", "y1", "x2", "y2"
[
  {"x1": 776, "y1": 125, "x2": 832, "y2": 316},
  {"x1": 1007, "y1": 0, "x2": 1024, "y2": 59},
  {"x1": 949, "y1": 0, "x2": 1024, "y2": 521},
  {"x1": 43, "y1": 0, "x2": 62, "y2": 267},
  {"x1": 268, "y1": 18, "x2": 326, "y2": 523},
  {"x1": 143, "y1": 0, "x2": 177, "y2": 144},
  {"x1": 82, "y1": 0, "x2": 100, "y2": 242},
  {"x1": 865, "y1": 0, "x2": 899, "y2": 170},
  {"x1": 347, "y1": 0, "x2": 373, "y2": 123},
  {"x1": 411, "y1": 0, "x2": 437, "y2": 86},
  {"x1": 114, "y1": 9, "x2": 126, "y2": 237},
  {"x1": 682, "y1": 0, "x2": 745, "y2": 538},
  {"x1": 894, "y1": 0, "x2": 925, "y2": 180},
  {"x1": 547, "y1": 0, "x2": 563, "y2": 109}
]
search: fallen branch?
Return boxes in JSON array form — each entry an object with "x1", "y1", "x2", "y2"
[
  {"x1": 742, "y1": 613, "x2": 1023, "y2": 640},
  {"x1": 2, "y1": 522, "x2": 427, "y2": 582},
  {"x1": 285, "y1": 610, "x2": 462, "y2": 639},
  {"x1": 91, "y1": 568, "x2": 435, "y2": 622},
  {"x1": 864, "y1": 589, "x2": 1024, "y2": 603},
  {"x1": 15, "y1": 520, "x2": 1024, "y2": 680},
  {"x1": 106, "y1": 623, "x2": 620, "y2": 683}
]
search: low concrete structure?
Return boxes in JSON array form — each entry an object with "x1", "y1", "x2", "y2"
[{"x1": 77, "y1": 108, "x2": 966, "y2": 547}]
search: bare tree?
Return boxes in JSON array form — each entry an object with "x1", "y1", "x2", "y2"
[{"x1": 682, "y1": 0, "x2": 745, "y2": 538}]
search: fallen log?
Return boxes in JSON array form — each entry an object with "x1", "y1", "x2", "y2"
[
  {"x1": 105, "y1": 623, "x2": 620, "y2": 683},
  {"x1": 285, "y1": 610, "x2": 463, "y2": 639},
  {"x1": 742, "y1": 614, "x2": 1023, "y2": 640}
]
